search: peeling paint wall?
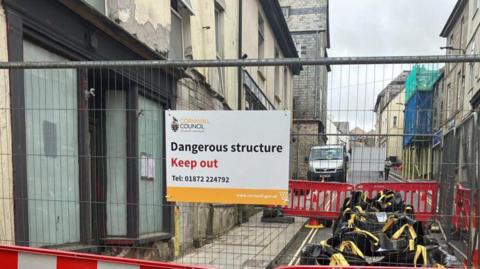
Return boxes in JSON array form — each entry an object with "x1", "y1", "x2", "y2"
[
  {"x1": 107, "y1": 0, "x2": 171, "y2": 54},
  {"x1": 0, "y1": 4, "x2": 15, "y2": 245},
  {"x1": 188, "y1": 0, "x2": 239, "y2": 109}
]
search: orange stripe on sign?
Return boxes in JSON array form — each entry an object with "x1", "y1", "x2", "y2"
[{"x1": 167, "y1": 187, "x2": 288, "y2": 205}]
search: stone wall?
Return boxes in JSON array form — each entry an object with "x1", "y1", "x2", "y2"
[
  {"x1": 279, "y1": 0, "x2": 329, "y2": 125},
  {"x1": 291, "y1": 33, "x2": 328, "y2": 122},
  {"x1": 290, "y1": 121, "x2": 323, "y2": 179},
  {"x1": 174, "y1": 69, "x2": 239, "y2": 256},
  {"x1": 176, "y1": 70, "x2": 226, "y2": 111},
  {"x1": 279, "y1": 0, "x2": 328, "y2": 32}
]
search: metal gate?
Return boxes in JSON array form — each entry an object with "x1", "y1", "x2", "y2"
[{"x1": 0, "y1": 55, "x2": 479, "y2": 268}]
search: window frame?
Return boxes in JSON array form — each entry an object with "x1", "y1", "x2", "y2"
[
  {"x1": 274, "y1": 48, "x2": 281, "y2": 101},
  {"x1": 257, "y1": 13, "x2": 265, "y2": 76},
  {"x1": 295, "y1": 42, "x2": 302, "y2": 58},
  {"x1": 283, "y1": 67, "x2": 288, "y2": 107},
  {"x1": 170, "y1": 8, "x2": 185, "y2": 60},
  {"x1": 258, "y1": 13, "x2": 265, "y2": 59},
  {"x1": 281, "y1": 6, "x2": 290, "y2": 18},
  {"x1": 215, "y1": 3, "x2": 225, "y2": 59}
]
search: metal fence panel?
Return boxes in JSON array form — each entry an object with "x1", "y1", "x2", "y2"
[{"x1": 0, "y1": 57, "x2": 478, "y2": 268}]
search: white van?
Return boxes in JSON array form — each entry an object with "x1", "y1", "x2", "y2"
[{"x1": 306, "y1": 145, "x2": 348, "y2": 182}]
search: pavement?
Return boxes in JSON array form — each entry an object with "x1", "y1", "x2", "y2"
[
  {"x1": 347, "y1": 170, "x2": 384, "y2": 184},
  {"x1": 175, "y1": 212, "x2": 307, "y2": 269}
]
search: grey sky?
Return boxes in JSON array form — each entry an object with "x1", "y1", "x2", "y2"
[{"x1": 327, "y1": 0, "x2": 457, "y2": 131}]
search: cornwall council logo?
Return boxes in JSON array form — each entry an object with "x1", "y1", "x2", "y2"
[{"x1": 171, "y1": 117, "x2": 179, "y2": 132}]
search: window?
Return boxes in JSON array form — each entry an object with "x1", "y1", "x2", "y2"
[
  {"x1": 274, "y1": 48, "x2": 280, "y2": 101},
  {"x1": 301, "y1": 45, "x2": 307, "y2": 57},
  {"x1": 283, "y1": 67, "x2": 288, "y2": 107},
  {"x1": 169, "y1": 9, "x2": 184, "y2": 60},
  {"x1": 171, "y1": 0, "x2": 193, "y2": 59},
  {"x1": 446, "y1": 83, "x2": 452, "y2": 116},
  {"x1": 295, "y1": 42, "x2": 307, "y2": 57},
  {"x1": 258, "y1": 14, "x2": 265, "y2": 60},
  {"x1": 23, "y1": 40, "x2": 80, "y2": 245},
  {"x1": 440, "y1": 101, "x2": 444, "y2": 123},
  {"x1": 138, "y1": 96, "x2": 164, "y2": 234},
  {"x1": 105, "y1": 91, "x2": 127, "y2": 236},
  {"x1": 458, "y1": 71, "x2": 465, "y2": 110},
  {"x1": 85, "y1": 0, "x2": 106, "y2": 14},
  {"x1": 215, "y1": 3, "x2": 224, "y2": 58},
  {"x1": 449, "y1": 34, "x2": 454, "y2": 64},
  {"x1": 258, "y1": 13, "x2": 265, "y2": 75},
  {"x1": 295, "y1": 42, "x2": 302, "y2": 57},
  {"x1": 393, "y1": 116, "x2": 398, "y2": 127},
  {"x1": 281, "y1": 6, "x2": 290, "y2": 18}
]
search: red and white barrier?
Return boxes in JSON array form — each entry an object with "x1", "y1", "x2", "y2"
[{"x1": 0, "y1": 245, "x2": 212, "y2": 269}]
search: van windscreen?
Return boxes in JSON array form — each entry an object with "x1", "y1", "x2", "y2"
[{"x1": 310, "y1": 148, "x2": 343, "y2": 160}]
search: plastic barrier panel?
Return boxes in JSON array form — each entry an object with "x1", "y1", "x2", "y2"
[
  {"x1": 355, "y1": 182, "x2": 438, "y2": 221},
  {"x1": 276, "y1": 265, "x2": 463, "y2": 269},
  {"x1": 453, "y1": 184, "x2": 478, "y2": 233},
  {"x1": 282, "y1": 181, "x2": 354, "y2": 220},
  {"x1": 0, "y1": 245, "x2": 213, "y2": 269}
]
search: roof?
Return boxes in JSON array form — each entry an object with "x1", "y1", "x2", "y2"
[
  {"x1": 440, "y1": 0, "x2": 468, "y2": 37},
  {"x1": 260, "y1": 0, "x2": 301, "y2": 74},
  {"x1": 334, "y1": 121, "x2": 350, "y2": 134},
  {"x1": 373, "y1": 71, "x2": 409, "y2": 112},
  {"x1": 350, "y1": 127, "x2": 366, "y2": 135},
  {"x1": 373, "y1": 92, "x2": 385, "y2": 113}
]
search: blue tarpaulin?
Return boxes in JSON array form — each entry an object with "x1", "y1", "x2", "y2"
[{"x1": 403, "y1": 91, "x2": 433, "y2": 146}]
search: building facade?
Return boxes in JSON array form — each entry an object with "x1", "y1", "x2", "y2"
[
  {"x1": 173, "y1": 0, "x2": 299, "y2": 254},
  {"x1": 0, "y1": 0, "x2": 298, "y2": 260},
  {"x1": 176, "y1": 0, "x2": 299, "y2": 112},
  {"x1": 0, "y1": 0, "x2": 180, "y2": 258},
  {"x1": 374, "y1": 71, "x2": 409, "y2": 163},
  {"x1": 431, "y1": 71, "x2": 446, "y2": 181},
  {"x1": 439, "y1": 0, "x2": 479, "y2": 187},
  {"x1": 326, "y1": 120, "x2": 349, "y2": 147},
  {"x1": 349, "y1": 127, "x2": 375, "y2": 148},
  {"x1": 401, "y1": 66, "x2": 442, "y2": 180},
  {"x1": 279, "y1": 0, "x2": 330, "y2": 179}
]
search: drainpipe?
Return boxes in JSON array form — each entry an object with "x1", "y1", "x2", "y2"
[
  {"x1": 237, "y1": 0, "x2": 243, "y2": 110},
  {"x1": 236, "y1": 0, "x2": 246, "y2": 224}
]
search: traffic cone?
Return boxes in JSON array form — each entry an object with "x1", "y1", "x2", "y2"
[{"x1": 305, "y1": 217, "x2": 325, "y2": 229}]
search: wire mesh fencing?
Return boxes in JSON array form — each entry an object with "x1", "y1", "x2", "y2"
[{"x1": 0, "y1": 56, "x2": 479, "y2": 268}]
